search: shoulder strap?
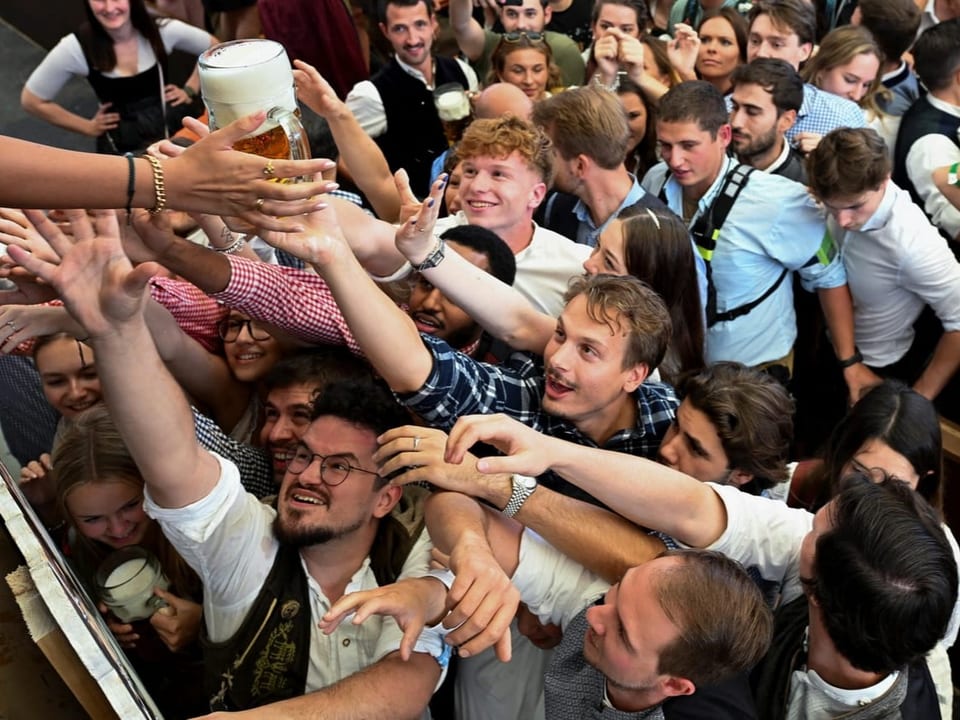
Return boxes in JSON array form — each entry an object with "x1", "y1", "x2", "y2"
[{"x1": 691, "y1": 165, "x2": 789, "y2": 327}]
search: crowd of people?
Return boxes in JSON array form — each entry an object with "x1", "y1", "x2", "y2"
[{"x1": 3, "y1": 0, "x2": 960, "y2": 718}]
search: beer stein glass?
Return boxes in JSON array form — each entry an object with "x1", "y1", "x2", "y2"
[
  {"x1": 433, "y1": 83, "x2": 472, "y2": 147},
  {"x1": 95, "y1": 546, "x2": 170, "y2": 623},
  {"x1": 198, "y1": 39, "x2": 311, "y2": 163}
]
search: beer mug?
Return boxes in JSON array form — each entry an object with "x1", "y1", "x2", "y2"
[
  {"x1": 95, "y1": 546, "x2": 170, "y2": 623},
  {"x1": 198, "y1": 39, "x2": 311, "y2": 164},
  {"x1": 433, "y1": 83, "x2": 472, "y2": 147}
]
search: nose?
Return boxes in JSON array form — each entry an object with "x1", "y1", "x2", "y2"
[
  {"x1": 583, "y1": 250, "x2": 600, "y2": 276},
  {"x1": 584, "y1": 603, "x2": 608, "y2": 635},
  {"x1": 106, "y1": 514, "x2": 128, "y2": 538},
  {"x1": 658, "y1": 427, "x2": 680, "y2": 467},
  {"x1": 235, "y1": 321, "x2": 255, "y2": 343},
  {"x1": 268, "y1": 415, "x2": 297, "y2": 446},
  {"x1": 836, "y1": 209, "x2": 856, "y2": 229},
  {"x1": 65, "y1": 378, "x2": 85, "y2": 400},
  {"x1": 420, "y1": 286, "x2": 443, "y2": 311},
  {"x1": 548, "y1": 338, "x2": 575, "y2": 371},
  {"x1": 753, "y1": 43, "x2": 773, "y2": 59}
]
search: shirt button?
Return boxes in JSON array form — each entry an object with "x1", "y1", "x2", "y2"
[{"x1": 342, "y1": 638, "x2": 351, "y2": 647}]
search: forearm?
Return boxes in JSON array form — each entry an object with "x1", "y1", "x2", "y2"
[
  {"x1": 421, "y1": 250, "x2": 553, "y2": 352},
  {"x1": 224, "y1": 652, "x2": 440, "y2": 720},
  {"x1": 327, "y1": 108, "x2": 401, "y2": 222},
  {"x1": 449, "y1": 0, "x2": 485, "y2": 60},
  {"x1": 329, "y1": 197, "x2": 407, "y2": 276},
  {"x1": 319, "y1": 246, "x2": 433, "y2": 392},
  {"x1": 817, "y1": 285, "x2": 857, "y2": 359},
  {"x1": 156, "y1": 236, "x2": 233, "y2": 293},
  {"x1": 914, "y1": 330, "x2": 960, "y2": 401},
  {"x1": 21, "y1": 92, "x2": 94, "y2": 137},
  {"x1": 93, "y1": 318, "x2": 220, "y2": 507},
  {"x1": 425, "y1": 491, "x2": 521, "y2": 576},
  {"x1": 544, "y1": 438, "x2": 726, "y2": 547}
]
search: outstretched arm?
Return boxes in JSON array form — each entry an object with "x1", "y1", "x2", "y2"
[
  {"x1": 7, "y1": 209, "x2": 221, "y2": 508},
  {"x1": 396, "y1": 178, "x2": 555, "y2": 353},
  {"x1": 449, "y1": 0, "x2": 488, "y2": 61},
  {"x1": 377, "y1": 426, "x2": 666, "y2": 582},
  {"x1": 444, "y1": 413, "x2": 728, "y2": 548}
]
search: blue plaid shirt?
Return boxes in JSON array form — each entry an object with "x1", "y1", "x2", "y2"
[
  {"x1": 399, "y1": 334, "x2": 679, "y2": 507},
  {"x1": 786, "y1": 83, "x2": 866, "y2": 143}
]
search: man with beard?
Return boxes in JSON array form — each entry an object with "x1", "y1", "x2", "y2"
[
  {"x1": 13, "y1": 210, "x2": 451, "y2": 716},
  {"x1": 729, "y1": 59, "x2": 807, "y2": 184},
  {"x1": 346, "y1": 0, "x2": 479, "y2": 196}
]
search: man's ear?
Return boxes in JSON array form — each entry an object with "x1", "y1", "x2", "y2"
[
  {"x1": 623, "y1": 363, "x2": 649, "y2": 393},
  {"x1": 776, "y1": 109, "x2": 797, "y2": 134},
  {"x1": 379, "y1": 22, "x2": 389, "y2": 39},
  {"x1": 528, "y1": 181, "x2": 548, "y2": 210},
  {"x1": 798, "y1": 41, "x2": 813, "y2": 64},
  {"x1": 661, "y1": 675, "x2": 696, "y2": 698},
  {"x1": 542, "y1": 3, "x2": 552, "y2": 25},
  {"x1": 728, "y1": 469, "x2": 755, "y2": 488},
  {"x1": 373, "y1": 483, "x2": 403, "y2": 518},
  {"x1": 717, "y1": 123, "x2": 733, "y2": 149}
]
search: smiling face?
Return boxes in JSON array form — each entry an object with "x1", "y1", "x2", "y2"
[
  {"x1": 820, "y1": 179, "x2": 887, "y2": 231},
  {"x1": 35, "y1": 337, "x2": 102, "y2": 418},
  {"x1": 66, "y1": 478, "x2": 149, "y2": 549},
  {"x1": 816, "y1": 52, "x2": 880, "y2": 103},
  {"x1": 380, "y1": 1, "x2": 437, "y2": 71},
  {"x1": 408, "y1": 240, "x2": 488, "y2": 347},
  {"x1": 583, "y1": 560, "x2": 685, "y2": 706},
  {"x1": 222, "y1": 311, "x2": 285, "y2": 383},
  {"x1": 459, "y1": 151, "x2": 546, "y2": 236},
  {"x1": 656, "y1": 119, "x2": 730, "y2": 200},
  {"x1": 697, "y1": 16, "x2": 742, "y2": 84},
  {"x1": 261, "y1": 384, "x2": 316, "y2": 483},
  {"x1": 274, "y1": 416, "x2": 396, "y2": 547},
  {"x1": 88, "y1": 0, "x2": 131, "y2": 31},
  {"x1": 542, "y1": 293, "x2": 644, "y2": 438},
  {"x1": 498, "y1": 47, "x2": 550, "y2": 100}
]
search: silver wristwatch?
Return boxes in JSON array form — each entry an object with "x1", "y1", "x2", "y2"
[
  {"x1": 503, "y1": 474, "x2": 538, "y2": 518},
  {"x1": 413, "y1": 238, "x2": 446, "y2": 272}
]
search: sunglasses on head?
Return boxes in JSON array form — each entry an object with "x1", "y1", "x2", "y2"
[{"x1": 502, "y1": 31, "x2": 546, "y2": 43}]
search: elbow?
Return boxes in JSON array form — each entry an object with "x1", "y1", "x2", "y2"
[{"x1": 20, "y1": 89, "x2": 39, "y2": 114}]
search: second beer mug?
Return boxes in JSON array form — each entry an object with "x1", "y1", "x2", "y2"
[{"x1": 198, "y1": 39, "x2": 310, "y2": 164}]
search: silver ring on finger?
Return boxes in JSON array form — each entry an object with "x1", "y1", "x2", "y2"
[{"x1": 413, "y1": 436, "x2": 421, "y2": 451}]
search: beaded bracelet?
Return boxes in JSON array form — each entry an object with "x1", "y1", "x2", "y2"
[
  {"x1": 215, "y1": 226, "x2": 247, "y2": 254},
  {"x1": 144, "y1": 154, "x2": 167, "y2": 214}
]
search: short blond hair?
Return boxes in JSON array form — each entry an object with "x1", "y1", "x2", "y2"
[{"x1": 457, "y1": 116, "x2": 554, "y2": 185}]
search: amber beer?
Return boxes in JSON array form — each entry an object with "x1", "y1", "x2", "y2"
[
  {"x1": 198, "y1": 39, "x2": 310, "y2": 163},
  {"x1": 434, "y1": 83, "x2": 472, "y2": 147}
]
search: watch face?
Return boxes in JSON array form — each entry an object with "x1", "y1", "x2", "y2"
[{"x1": 516, "y1": 475, "x2": 537, "y2": 491}]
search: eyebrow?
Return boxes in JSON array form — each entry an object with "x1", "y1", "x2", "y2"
[
  {"x1": 297, "y1": 443, "x2": 361, "y2": 463},
  {"x1": 614, "y1": 596, "x2": 636, "y2": 653}
]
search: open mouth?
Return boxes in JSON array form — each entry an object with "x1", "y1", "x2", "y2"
[
  {"x1": 411, "y1": 312, "x2": 442, "y2": 334},
  {"x1": 466, "y1": 200, "x2": 497, "y2": 210},
  {"x1": 544, "y1": 371, "x2": 574, "y2": 400},
  {"x1": 288, "y1": 487, "x2": 330, "y2": 508}
]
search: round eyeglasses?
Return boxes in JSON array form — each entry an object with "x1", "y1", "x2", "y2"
[
  {"x1": 217, "y1": 317, "x2": 272, "y2": 343},
  {"x1": 286, "y1": 445, "x2": 380, "y2": 486}
]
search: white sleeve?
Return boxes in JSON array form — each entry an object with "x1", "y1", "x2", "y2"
[
  {"x1": 510, "y1": 529, "x2": 610, "y2": 630},
  {"x1": 704, "y1": 483, "x2": 812, "y2": 605},
  {"x1": 941, "y1": 522, "x2": 960, "y2": 648},
  {"x1": 24, "y1": 34, "x2": 89, "y2": 100},
  {"x1": 158, "y1": 18, "x2": 212, "y2": 56},
  {"x1": 906, "y1": 135, "x2": 960, "y2": 240},
  {"x1": 455, "y1": 57, "x2": 480, "y2": 92},
  {"x1": 346, "y1": 81, "x2": 387, "y2": 137},
  {"x1": 900, "y1": 226, "x2": 960, "y2": 333},
  {"x1": 143, "y1": 451, "x2": 279, "y2": 641}
]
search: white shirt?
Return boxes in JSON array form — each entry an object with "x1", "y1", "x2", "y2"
[
  {"x1": 346, "y1": 57, "x2": 479, "y2": 138},
  {"x1": 25, "y1": 19, "x2": 211, "y2": 100},
  {"x1": 144, "y1": 453, "x2": 446, "y2": 693},
  {"x1": 435, "y1": 212, "x2": 591, "y2": 317},
  {"x1": 904, "y1": 95, "x2": 960, "y2": 240},
  {"x1": 831, "y1": 180, "x2": 960, "y2": 367}
]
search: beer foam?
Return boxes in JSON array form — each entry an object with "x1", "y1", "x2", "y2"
[
  {"x1": 436, "y1": 91, "x2": 471, "y2": 122},
  {"x1": 200, "y1": 39, "x2": 295, "y2": 108}
]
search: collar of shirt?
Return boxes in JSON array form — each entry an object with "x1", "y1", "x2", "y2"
[
  {"x1": 572, "y1": 174, "x2": 647, "y2": 235},
  {"x1": 881, "y1": 61, "x2": 909, "y2": 87},
  {"x1": 926, "y1": 93, "x2": 960, "y2": 119},
  {"x1": 395, "y1": 56, "x2": 435, "y2": 89},
  {"x1": 762, "y1": 137, "x2": 793, "y2": 175}
]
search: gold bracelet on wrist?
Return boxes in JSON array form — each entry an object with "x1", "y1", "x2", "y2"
[{"x1": 143, "y1": 154, "x2": 167, "y2": 214}]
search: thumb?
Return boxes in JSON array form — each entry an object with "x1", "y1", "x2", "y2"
[
  {"x1": 152, "y1": 586, "x2": 180, "y2": 610},
  {"x1": 394, "y1": 169, "x2": 419, "y2": 204},
  {"x1": 212, "y1": 111, "x2": 269, "y2": 146}
]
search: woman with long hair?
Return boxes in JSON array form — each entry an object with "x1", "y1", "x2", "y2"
[
  {"x1": 487, "y1": 32, "x2": 563, "y2": 102},
  {"x1": 54, "y1": 405, "x2": 206, "y2": 717},
  {"x1": 695, "y1": 7, "x2": 747, "y2": 95},
  {"x1": 616, "y1": 78, "x2": 658, "y2": 177},
  {"x1": 22, "y1": 0, "x2": 216, "y2": 153}
]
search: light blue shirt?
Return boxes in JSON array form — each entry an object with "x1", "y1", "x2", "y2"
[
  {"x1": 642, "y1": 157, "x2": 847, "y2": 366},
  {"x1": 572, "y1": 174, "x2": 648, "y2": 247},
  {"x1": 786, "y1": 84, "x2": 866, "y2": 142}
]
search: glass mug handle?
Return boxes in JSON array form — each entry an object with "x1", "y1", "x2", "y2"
[{"x1": 268, "y1": 107, "x2": 311, "y2": 161}]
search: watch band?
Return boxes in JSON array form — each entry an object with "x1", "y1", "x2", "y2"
[
  {"x1": 503, "y1": 474, "x2": 537, "y2": 518},
  {"x1": 838, "y1": 349, "x2": 863, "y2": 369},
  {"x1": 413, "y1": 238, "x2": 446, "y2": 272}
]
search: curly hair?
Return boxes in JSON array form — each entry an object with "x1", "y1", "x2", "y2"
[{"x1": 457, "y1": 116, "x2": 554, "y2": 186}]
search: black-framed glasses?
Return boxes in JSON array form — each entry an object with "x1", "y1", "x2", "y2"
[
  {"x1": 502, "y1": 31, "x2": 545, "y2": 43},
  {"x1": 286, "y1": 444, "x2": 380, "y2": 485},
  {"x1": 217, "y1": 317, "x2": 272, "y2": 343}
]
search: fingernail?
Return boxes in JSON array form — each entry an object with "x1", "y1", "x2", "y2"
[
  {"x1": 426, "y1": 198, "x2": 435, "y2": 208},
  {"x1": 326, "y1": 182, "x2": 340, "y2": 191}
]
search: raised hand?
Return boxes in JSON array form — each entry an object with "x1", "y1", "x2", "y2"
[
  {"x1": 374, "y1": 424, "x2": 494, "y2": 494},
  {"x1": 592, "y1": 33, "x2": 621, "y2": 82},
  {"x1": 292, "y1": 61, "x2": 348, "y2": 119},
  {"x1": 5, "y1": 209, "x2": 160, "y2": 340},
  {"x1": 256, "y1": 201, "x2": 350, "y2": 271},
  {"x1": 394, "y1": 174, "x2": 446, "y2": 265},
  {"x1": 0, "y1": 208, "x2": 60, "y2": 263},
  {"x1": 394, "y1": 169, "x2": 426, "y2": 226},
  {"x1": 666, "y1": 23, "x2": 700, "y2": 79},
  {"x1": 0, "y1": 304, "x2": 84, "y2": 353}
]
